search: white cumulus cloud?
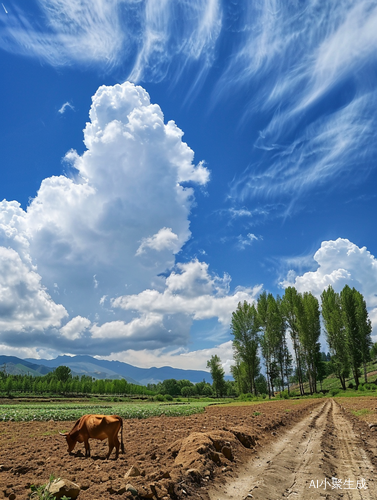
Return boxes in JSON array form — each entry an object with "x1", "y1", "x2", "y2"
[
  {"x1": 136, "y1": 227, "x2": 181, "y2": 256},
  {"x1": 60, "y1": 316, "x2": 91, "y2": 340},
  {"x1": 0, "y1": 247, "x2": 67, "y2": 332},
  {"x1": 281, "y1": 238, "x2": 377, "y2": 334},
  {"x1": 24, "y1": 82, "x2": 207, "y2": 317},
  {"x1": 112, "y1": 259, "x2": 261, "y2": 326},
  {"x1": 0, "y1": 81, "x2": 216, "y2": 354}
]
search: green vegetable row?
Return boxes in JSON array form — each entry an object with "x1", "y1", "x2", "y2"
[{"x1": 0, "y1": 402, "x2": 208, "y2": 422}]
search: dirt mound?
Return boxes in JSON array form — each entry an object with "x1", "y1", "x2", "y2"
[
  {"x1": 118, "y1": 428, "x2": 258, "y2": 498},
  {"x1": 173, "y1": 430, "x2": 239, "y2": 477}
]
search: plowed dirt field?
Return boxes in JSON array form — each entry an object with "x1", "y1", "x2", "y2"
[{"x1": 0, "y1": 397, "x2": 376, "y2": 499}]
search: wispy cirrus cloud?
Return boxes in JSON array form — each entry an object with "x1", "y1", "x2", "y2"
[
  {"x1": 128, "y1": 0, "x2": 222, "y2": 89},
  {"x1": 219, "y1": 1, "x2": 377, "y2": 111},
  {"x1": 0, "y1": 0, "x2": 222, "y2": 92},
  {"x1": 231, "y1": 92, "x2": 377, "y2": 207},
  {"x1": 58, "y1": 101, "x2": 75, "y2": 114},
  {"x1": 237, "y1": 233, "x2": 261, "y2": 251},
  {"x1": 223, "y1": 0, "x2": 377, "y2": 211},
  {"x1": 0, "y1": 0, "x2": 126, "y2": 67}
]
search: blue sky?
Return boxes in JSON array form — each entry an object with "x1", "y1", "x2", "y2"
[{"x1": 0, "y1": 0, "x2": 376, "y2": 373}]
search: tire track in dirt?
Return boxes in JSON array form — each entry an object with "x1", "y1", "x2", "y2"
[
  {"x1": 320, "y1": 400, "x2": 375, "y2": 499},
  {"x1": 208, "y1": 399, "x2": 376, "y2": 500}
]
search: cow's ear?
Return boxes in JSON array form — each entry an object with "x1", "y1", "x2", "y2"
[{"x1": 59, "y1": 432, "x2": 68, "y2": 436}]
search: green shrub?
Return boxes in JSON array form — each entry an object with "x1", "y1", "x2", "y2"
[
  {"x1": 164, "y1": 394, "x2": 173, "y2": 401},
  {"x1": 155, "y1": 394, "x2": 165, "y2": 401},
  {"x1": 358, "y1": 385, "x2": 365, "y2": 391},
  {"x1": 279, "y1": 390, "x2": 289, "y2": 399},
  {"x1": 30, "y1": 475, "x2": 71, "y2": 500},
  {"x1": 330, "y1": 388, "x2": 340, "y2": 396},
  {"x1": 238, "y1": 393, "x2": 254, "y2": 401},
  {"x1": 348, "y1": 382, "x2": 354, "y2": 389}
]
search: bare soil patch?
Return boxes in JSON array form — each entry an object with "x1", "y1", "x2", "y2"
[{"x1": 0, "y1": 399, "x2": 320, "y2": 499}]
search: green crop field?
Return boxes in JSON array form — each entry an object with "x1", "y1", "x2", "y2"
[{"x1": 0, "y1": 401, "x2": 211, "y2": 422}]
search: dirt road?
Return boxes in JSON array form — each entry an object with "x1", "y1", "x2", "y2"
[{"x1": 209, "y1": 399, "x2": 376, "y2": 500}]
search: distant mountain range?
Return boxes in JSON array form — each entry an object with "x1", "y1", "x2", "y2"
[{"x1": 0, "y1": 354, "x2": 213, "y2": 385}]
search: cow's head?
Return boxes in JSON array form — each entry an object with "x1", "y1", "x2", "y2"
[{"x1": 59, "y1": 432, "x2": 76, "y2": 454}]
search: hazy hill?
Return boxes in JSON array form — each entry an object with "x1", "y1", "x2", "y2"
[
  {"x1": 0, "y1": 354, "x2": 213, "y2": 385},
  {"x1": 0, "y1": 356, "x2": 53, "y2": 376},
  {"x1": 25, "y1": 355, "x2": 212, "y2": 385}
]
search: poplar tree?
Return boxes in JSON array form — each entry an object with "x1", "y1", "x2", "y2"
[
  {"x1": 231, "y1": 301, "x2": 260, "y2": 395},
  {"x1": 353, "y1": 288, "x2": 372, "y2": 384},
  {"x1": 257, "y1": 292, "x2": 282, "y2": 397},
  {"x1": 207, "y1": 355, "x2": 226, "y2": 397},
  {"x1": 298, "y1": 292, "x2": 321, "y2": 394},
  {"x1": 321, "y1": 285, "x2": 349, "y2": 390},
  {"x1": 371, "y1": 342, "x2": 377, "y2": 361},
  {"x1": 340, "y1": 285, "x2": 362, "y2": 389},
  {"x1": 281, "y1": 287, "x2": 305, "y2": 396},
  {"x1": 275, "y1": 296, "x2": 293, "y2": 393},
  {"x1": 230, "y1": 358, "x2": 249, "y2": 395}
]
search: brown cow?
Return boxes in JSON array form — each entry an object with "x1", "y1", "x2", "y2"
[{"x1": 60, "y1": 414, "x2": 125, "y2": 459}]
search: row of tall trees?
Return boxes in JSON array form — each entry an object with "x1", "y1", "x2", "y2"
[
  {"x1": 230, "y1": 285, "x2": 372, "y2": 396},
  {"x1": 0, "y1": 367, "x2": 153, "y2": 396},
  {"x1": 321, "y1": 285, "x2": 372, "y2": 390},
  {"x1": 147, "y1": 378, "x2": 214, "y2": 397}
]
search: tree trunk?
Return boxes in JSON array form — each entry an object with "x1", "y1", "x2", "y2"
[
  {"x1": 270, "y1": 376, "x2": 274, "y2": 397},
  {"x1": 364, "y1": 361, "x2": 368, "y2": 384},
  {"x1": 266, "y1": 371, "x2": 272, "y2": 399},
  {"x1": 293, "y1": 341, "x2": 305, "y2": 396},
  {"x1": 353, "y1": 366, "x2": 360, "y2": 389}
]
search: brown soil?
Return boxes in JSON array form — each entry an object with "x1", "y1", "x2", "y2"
[{"x1": 0, "y1": 397, "x2": 375, "y2": 500}]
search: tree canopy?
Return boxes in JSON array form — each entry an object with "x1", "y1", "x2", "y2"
[{"x1": 225, "y1": 284, "x2": 373, "y2": 396}]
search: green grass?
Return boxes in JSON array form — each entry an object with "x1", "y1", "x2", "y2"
[
  {"x1": 292, "y1": 359, "x2": 377, "y2": 396},
  {"x1": 0, "y1": 401, "x2": 212, "y2": 422},
  {"x1": 333, "y1": 390, "x2": 377, "y2": 398},
  {"x1": 351, "y1": 408, "x2": 373, "y2": 417}
]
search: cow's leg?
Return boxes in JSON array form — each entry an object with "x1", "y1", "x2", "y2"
[
  {"x1": 84, "y1": 439, "x2": 90, "y2": 457},
  {"x1": 114, "y1": 435, "x2": 120, "y2": 459},
  {"x1": 107, "y1": 439, "x2": 115, "y2": 460}
]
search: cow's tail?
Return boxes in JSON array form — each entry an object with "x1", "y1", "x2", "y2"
[{"x1": 120, "y1": 417, "x2": 125, "y2": 454}]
